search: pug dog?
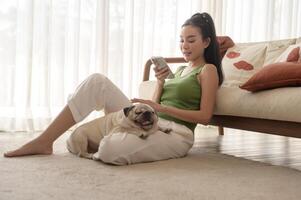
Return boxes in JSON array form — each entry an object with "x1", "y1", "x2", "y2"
[{"x1": 66, "y1": 103, "x2": 163, "y2": 159}]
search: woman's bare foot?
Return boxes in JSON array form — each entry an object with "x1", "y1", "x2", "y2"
[
  {"x1": 3, "y1": 105, "x2": 76, "y2": 158},
  {"x1": 3, "y1": 138, "x2": 53, "y2": 157}
]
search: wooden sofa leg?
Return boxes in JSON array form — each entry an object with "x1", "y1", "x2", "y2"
[{"x1": 218, "y1": 126, "x2": 224, "y2": 135}]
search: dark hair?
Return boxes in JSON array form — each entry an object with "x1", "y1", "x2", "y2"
[{"x1": 182, "y1": 12, "x2": 223, "y2": 85}]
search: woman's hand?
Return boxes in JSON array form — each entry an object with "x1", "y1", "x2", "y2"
[
  {"x1": 153, "y1": 65, "x2": 171, "y2": 85},
  {"x1": 131, "y1": 98, "x2": 164, "y2": 112}
]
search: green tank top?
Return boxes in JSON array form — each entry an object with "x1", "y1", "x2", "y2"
[{"x1": 158, "y1": 65, "x2": 204, "y2": 132}]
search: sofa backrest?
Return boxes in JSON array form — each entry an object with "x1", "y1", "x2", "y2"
[{"x1": 222, "y1": 37, "x2": 301, "y2": 87}]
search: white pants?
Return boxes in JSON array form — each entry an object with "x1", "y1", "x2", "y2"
[{"x1": 67, "y1": 73, "x2": 194, "y2": 165}]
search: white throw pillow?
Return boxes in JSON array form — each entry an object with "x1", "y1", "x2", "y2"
[
  {"x1": 263, "y1": 38, "x2": 296, "y2": 65},
  {"x1": 222, "y1": 43, "x2": 267, "y2": 87},
  {"x1": 296, "y1": 37, "x2": 301, "y2": 44},
  {"x1": 274, "y1": 43, "x2": 301, "y2": 63}
]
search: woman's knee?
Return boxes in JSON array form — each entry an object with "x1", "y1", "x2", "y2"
[{"x1": 87, "y1": 73, "x2": 108, "y2": 84}]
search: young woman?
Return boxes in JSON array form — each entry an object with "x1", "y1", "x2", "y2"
[{"x1": 4, "y1": 12, "x2": 223, "y2": 165}]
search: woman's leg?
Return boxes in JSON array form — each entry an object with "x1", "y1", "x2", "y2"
[
  {"x1": 4, "y1": 106, "x2": 75, "y2": 157},
  {"x1": 4, "y1": 73, "x2": 131, "y2": 157}
]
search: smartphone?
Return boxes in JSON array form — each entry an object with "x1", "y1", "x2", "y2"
[{"x1": 150, "y1": 56, "x2": 174, "y2": 79}]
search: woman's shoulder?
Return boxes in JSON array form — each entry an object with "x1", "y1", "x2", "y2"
[
  {"x1": 201, "y1": 64, "x2": 217, "y2": 74},
  {"x1": 198, "y1": 64, "x2": 218, "y2": 81},
  {"x1": 202, "y1": 63, "x2": 216, "y2": 70}
]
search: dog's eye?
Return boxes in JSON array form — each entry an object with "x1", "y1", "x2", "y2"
[{"x1": 135, "y1": 112, "x2": 142, "y2": 115}]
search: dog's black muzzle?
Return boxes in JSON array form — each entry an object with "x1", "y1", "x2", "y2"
[{"x1": 142, "y1": 111, "x2": 152, "y2": 120}]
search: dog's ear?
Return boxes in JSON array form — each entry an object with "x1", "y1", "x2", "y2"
[{"x1": 123, "y1": 105, "x2": 135, "y2": 117}]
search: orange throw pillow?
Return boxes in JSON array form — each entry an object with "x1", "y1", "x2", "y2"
[
  {"x1": 287, "y1": 47, "x2": 300, "y2": 62},
  {"x1": 240, "y1": 62, "x2": 301, "y2": 92}
]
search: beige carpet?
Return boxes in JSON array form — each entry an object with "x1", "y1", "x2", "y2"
[{"x1": 1, "y1": 131, "x2": 301, "y2": 200}]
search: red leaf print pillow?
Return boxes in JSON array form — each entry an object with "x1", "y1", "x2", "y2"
[
  {"x1": 234, "y1": 61, "x2": 254, "y2": 71},
  {"x1": 226, "y1": 51, "x2": 240, "y2": 59}
]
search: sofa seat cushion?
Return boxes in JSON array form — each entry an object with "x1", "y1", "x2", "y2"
[
  {"x1": 214, "y1": 86, "x2": 301, "y2": 123},
  {"x1": 139, "y1": 81, "x2": 301, "y2": 123}
]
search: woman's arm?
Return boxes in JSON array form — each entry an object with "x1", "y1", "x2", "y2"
[
  {"x1": 152, "y1": 81, "x2": 164, "y2": 103},
  {"x1": 151, "y1": 65, "x2": 171, "y2": 103},
  {"x1": 132, "y1": 64, "x2": 219, "y2": 125}
]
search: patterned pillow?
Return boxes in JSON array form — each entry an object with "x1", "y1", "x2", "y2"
[{"x1": 222, "y1": 43, "x2": 267, "y2": 87}]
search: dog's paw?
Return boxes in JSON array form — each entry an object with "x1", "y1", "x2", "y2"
[
  {"x1": 139, "y1": 134, "x2": 148, "y2": 139},
  {"x1": 92, "y1": 152, "x2": 100, "y2": 161},
  {"x1": 159, "y1": 127, "x2": 172, "y2": 134},
  {"x1": 82, "y1": 153, "x2": 94, "y2": 160}
]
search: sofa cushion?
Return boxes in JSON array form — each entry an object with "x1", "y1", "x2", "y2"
[
  {"x1": 222, "y1": 43, "x2": 267, "y2": 87},
  {"x1": 274, "y1": 43, "x2": 301, "y2": 63},
  {"x1": 239, "y1": 62, "x2": 301, "y2": 92},
  {"x1": 214, "y1": 86, "x2": 301, "y2": 123},
  {"x1": 263, "y1": 38, "x2": 296, "y2": 65}
]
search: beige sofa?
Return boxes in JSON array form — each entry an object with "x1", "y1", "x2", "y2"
[{"x1": 139, "y1": 37, "x2": 301, "y2": 138}]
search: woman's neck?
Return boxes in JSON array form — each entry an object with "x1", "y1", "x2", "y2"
[{"x1": 189, "y1": 57, "x2": 206, "y2": 67}]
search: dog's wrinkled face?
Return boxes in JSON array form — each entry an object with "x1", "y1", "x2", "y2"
[{"x1": 123, "y1": 103, "x2": 158, "y2": 131}]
